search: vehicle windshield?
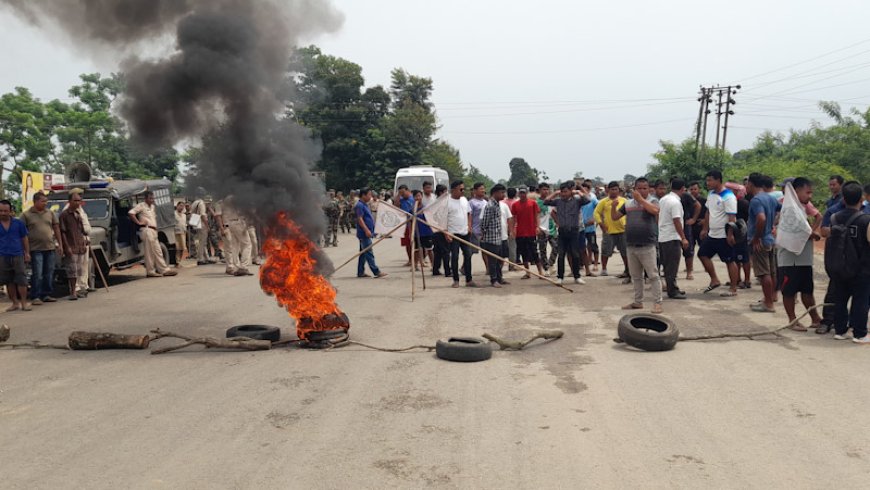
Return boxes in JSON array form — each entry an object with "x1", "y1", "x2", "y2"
[
  {"x1": 395, "y1": 176, "x2": 437, "y2": 193},
  {"x1": 47, "y1": 198, "x2": 111, "y2": 221}
]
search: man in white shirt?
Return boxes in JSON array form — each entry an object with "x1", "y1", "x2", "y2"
[
  {"x1": 658, "y1": 179, "x2": 690, "y2": 299},
  {"x1": 128, "y1": 191, "x2": 177, "y2": 278},
  {"x1": 698, "y1": 170, "x2": 740, "y2": 297},
  {"x1": 446, "y1": 181, "x2": 478, "y2": 288}
]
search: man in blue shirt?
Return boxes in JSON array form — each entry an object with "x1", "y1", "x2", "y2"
[
  {"x1": 0, "y1": 199, "x2": 32, "y2": 311},
  {"x1": 825, "y1": 175, "x2": 843, "y2": 210},
  {"x1": 397, "y1": 185, "x2": 415, "y2": 267},
  {"x1": 746, "y1": 174, "x2": 780, "y2": 313},
  {"x1": 355, "y1": 188, "x2": 387, "y2": 279},
  {"x1": 581, "y1": 182, "x2": 600, "y2": 273}
]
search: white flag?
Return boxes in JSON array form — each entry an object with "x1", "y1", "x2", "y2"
[
  {"x1": 775, "y1": 182, "x2": 812, "y2": 254},
  {"x1": 421, "y1": 194, "x2": 449, "y2": 231},
  {"x1": 374, "y1": 200, "x2": 408, "y2": 237}
]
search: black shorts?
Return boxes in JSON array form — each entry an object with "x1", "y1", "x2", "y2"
[
  {"x1": 0, "y1": 255, "x2": 27, "y2": 286},
  {"x1": 516, "y1": 236, "x2": 539, "y2": 263},
  {"x1": 585, "y1": 232, "x2": 599, "y2": 253},
  {"x1": 417, "y1": 235, "x2": 434, "y2": 250},
  {"x1": 698, "y1": 237, "x2": 734, "y2": 263},
  {"x1": 777, "y1": 266, "x2": 814, "y2": 296},
  {"x1": 683, "y1": 225, "x2": 696, "y2": 258},
  {"x1": 732, "y1": 241, "x2": 750, "y2": 264}
]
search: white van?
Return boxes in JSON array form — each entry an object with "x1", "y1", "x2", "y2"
[{"x1": 394, "y1": 166, "x2": 450, "y2": 194}]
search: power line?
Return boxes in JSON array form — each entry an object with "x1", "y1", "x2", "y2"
[
  {"x1": 439, "y1": 117, "x2": 689, "y2": 135},
  {"x1": 743, "y1": 57, "x2": 870, "y2": 93},
  {"x1": 736, "y1": 37, "x2": 870, "y2": 83}
]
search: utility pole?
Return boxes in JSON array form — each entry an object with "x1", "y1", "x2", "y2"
[
  {"x1": 698, "y1": 88, "x2": 713, "y2": 164},
  {"x1": 721, "y1": 85, "x2": 740, "y2": 151},
  {"x1": 714, "y1": 89, "x2": 724, "y2": 152},
  {"x1": 694, "y1": 86, "x2": 707, "y2": 160}
]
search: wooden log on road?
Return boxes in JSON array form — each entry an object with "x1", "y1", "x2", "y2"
[{"x1": 68, "y1": 331, "x2": 151, "y2": 350}]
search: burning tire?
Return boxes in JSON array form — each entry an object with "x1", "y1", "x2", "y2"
[
  {"x1": 226, "y1": 325, "x2": 281, "y2": 342},
  {"x1": 617, "y1": 314, "x2": 679, "y2": 352},
  {"x1": 435, "y1": 337, "x2": 492, "y2": 362}
]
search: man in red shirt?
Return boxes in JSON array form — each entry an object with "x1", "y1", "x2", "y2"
[{"x1": 511, "y1": 187, "x2": 544, "y2": 279}]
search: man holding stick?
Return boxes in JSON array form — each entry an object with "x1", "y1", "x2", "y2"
[
  {"x1": 480, "y1": 184, "x2": 509, "y2": 288},
  {"x1": 446, "y1": 181, "x2": 479, "y2": 288},
  {"x1": 354, "y1": 188, "x2": 387, "y2": 279}
]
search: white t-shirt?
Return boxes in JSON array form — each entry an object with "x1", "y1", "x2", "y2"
[
  {"x1": 447, "y1": 196, "x2": 471, "y2": 235},
  {"x1": 657, "y1": 192, "x2": 684, "y2": 243},
  {"x1": 421, "y1": 192, "x2": 436, "y2": 208},
  {"x1": 706, "y1": 188, "x2": 737, "y2": 239},
  {"x1": 499, "y1": 201, "x2": 513, "y2": 242}
]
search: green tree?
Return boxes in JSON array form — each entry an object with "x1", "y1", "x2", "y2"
[
  {"x1": 0, "y1": 87, "x2": 55, "y2": 196},
  {"x1": 464, "y1": 164, "x2": 495, "y2": 190},
  {"x1": 647, "y1": 138, "x2": 730, "y2": 182},
  {"x1": 507, "y1": 157, "x2": 539, "y2": 187}
]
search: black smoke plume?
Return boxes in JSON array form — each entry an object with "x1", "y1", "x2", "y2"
[{"x1": 2, "y1": 0, "x2": 344, "y2": 272}]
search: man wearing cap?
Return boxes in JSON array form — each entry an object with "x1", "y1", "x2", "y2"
[
  {"x1": 128, "y1": 191, "x2": 177, "y2": 278},
  {"x1": 511, "y1": 186, "x2": 545, "y2": 279},
  {"x1": 59, "y1": 193, "x2": 88, "y2": 300}
]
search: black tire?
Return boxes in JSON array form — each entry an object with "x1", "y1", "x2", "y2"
[
  {"x1": 617, "y1": 314, "x2": 679, "y2": 352},
  {"x1": 226, "y1": 325, "x2": 281, "y2": 342},
  {"x1": 160, "y1": 242, "x2": 171, "y2": 267},
  {"x1": 435, "y1": 337, "x2": 492, "y2": 362}
]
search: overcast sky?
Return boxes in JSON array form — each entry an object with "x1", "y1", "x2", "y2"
[{"x1": 2, "y1": 0, "x2": 869, "y2": 183}]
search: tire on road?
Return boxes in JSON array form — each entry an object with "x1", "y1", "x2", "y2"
[
  {"x1": 617, "y1": 314, "x2": 679, "y2": 352},
  {"x1": 435, "y1": 337, "x2": 492, "y2": 362},
  {"x1": 226, "y1": 325, "x2": 281, "y2": 342}
]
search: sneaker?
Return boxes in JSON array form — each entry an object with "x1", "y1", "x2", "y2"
[
  {"x1": 833, "y1": 334, "x2": 849, "y2": 340},
  {"x1": 600, "y1": 269, "x2": 608, "y2": 276},
  {"x1": 225, "y1": 269, "x2": 237, "y2": 276},
  {"x1": 574, "y1": 277, "x2": 586, "y2": 285},
  {"x1": 651, "y1": 303, "x2": 663, "y2": 314},
  {"x1": 31, "y1": 298, "x2": 44, "y2": 306},
  {"x1": 42, "y1": 297, "x2": 57, "y2": 303},
  {"x1": 814, "y1": 323, "x2": 832, "y2": 335},
  {"x1": 498, "y1": 280, "x2": 511, "y2": 285},
  {"x1": 68, "y1": 295, "x2": 78, "y2": 301},
  {"x1": 852, "y1": 336, "x2": 870, "y2": 344},
  {"x1": 616, "y1": 272, "x2": 630, "y2": 279},
  {"x1": 557, "y1": 278, "x2": 564, "y2": 285},
  {"x1": 491, "y1": 282, "x2": 502, "y2": 288},
  {"x1": 466, "y1": 281, "x2": 480, "y2": 288},
  {"x1": 163, "y1": 270, "x2": 179, "y2": 277},
  {"x1": 544, "y1": 269, "x2": 551, "y2": 277},
  {"x1": 452, "y1": 281, "x2": 460, "y2": 288}
]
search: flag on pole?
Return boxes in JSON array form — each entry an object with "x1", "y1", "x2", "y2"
[
  {"x1": 374, "y1": 200, "x2": 409, "y2": 237},
  {"x1": 775, "y1": 182, "x2": 812, "y2": 254},
  {"x1": 421, "y1": 194, "x2": 449, "y2": 231}
]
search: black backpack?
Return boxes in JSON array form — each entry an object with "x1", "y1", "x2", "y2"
[{"x1": 824, "y1": 211, "x2": 867, "y2": 281}]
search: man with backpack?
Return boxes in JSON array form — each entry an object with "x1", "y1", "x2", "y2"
[{"x1": 823, "y1": 181, "x2": 870, "y2": 344}]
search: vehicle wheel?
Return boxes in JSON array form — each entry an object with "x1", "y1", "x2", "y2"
[
  {"x1": 435, "y1": 337, "x2": 492, "y2": 362},
  {"x1": 617, "y1": 314, "x2": 679, "y2": 352},
  {"x1": 160, "y1": 242, "x2": 171, "y2": 267},
  {"x1": 226, "y1": 325, "x2": 281, "y2": 342}
]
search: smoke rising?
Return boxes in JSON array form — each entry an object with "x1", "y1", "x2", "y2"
[{"x1": 2, "y1": 0, "x2": 344, "y2": 273}]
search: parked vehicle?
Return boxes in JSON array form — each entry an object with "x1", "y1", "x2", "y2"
[
  {"x1": 393, "y1": 166, "x2": 449, "y2": 194},
  {"x1": 48, "y1": 176, "x2": 177, "y2": 280}
]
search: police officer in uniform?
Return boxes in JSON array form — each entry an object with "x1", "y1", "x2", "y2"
[
  {"x1": 215, "y1": 196, "x2": 252, "y2": 276},
  {"x1": 323, "y1": 190, "x2": 340, "y2": 247},
  {"x1": 128, "y1": 191, "x2": 178, "y2": 277}
]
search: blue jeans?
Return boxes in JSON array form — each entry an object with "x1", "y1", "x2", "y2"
[
  {"x1": 357, "y1": 237, "x2": 380, "y2": 276},
  {"x1": 30, "y1": 250, "x2": 56, "y2": 300}
]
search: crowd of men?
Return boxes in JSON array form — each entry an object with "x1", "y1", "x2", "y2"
[
  {"x1": 0, "y1": 189, "x2": 265, "y2": 312},
  {"x1": 348, "y1": 173, "x2": 870, "y2": 344}
]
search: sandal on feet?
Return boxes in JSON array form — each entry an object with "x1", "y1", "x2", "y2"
[
  {"x1": 5, "y1": 305, "x2": 20, "y2": 312},
  {"x1": 719, "y1": 291, "x2": 738, "y2": 297},
  {"x1": 622, "y1": 303, "x2": 644, "y2": 310},
  {"x1": 789, "y1": 322, "x2": 808, "y2": 332},
  {"x1": 703, "y1": 283, "x2": 721, "y2": 293},
  {"x1": 750, "y1": 303, "x2": 775, "y2": 313},
  {"x1": 686, "y1": 274, "x2": 694, "y2": 281}
]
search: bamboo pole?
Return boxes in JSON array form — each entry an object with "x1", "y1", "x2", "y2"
[
  {"x1": 434, "y1": 226, "x2": 573, "y2": 293},
  {"x1": 410, "y1": 201, "x2": 418, "y2": 301},
  {"x1": 90, "y1": 248, "x2": 110, "y2": 292},
  {"x1": 332, "y1": 219, "x2": 409, "y2": 273},
  {"x1": 417, "y1": 232, "x2": 427, "y2": 290}
]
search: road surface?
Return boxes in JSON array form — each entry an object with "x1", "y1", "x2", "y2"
[{"x1": 1, "y1": 234, "x2": 868, "y2": 489}]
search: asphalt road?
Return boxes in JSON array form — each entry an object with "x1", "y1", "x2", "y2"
[{"x1": 1, "y1": 234, "x2": 868, "y2": 489}]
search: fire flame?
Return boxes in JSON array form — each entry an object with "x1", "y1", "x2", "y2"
[{"x1": 260, "y1": 212, "x2": 341, "y2": 339}]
